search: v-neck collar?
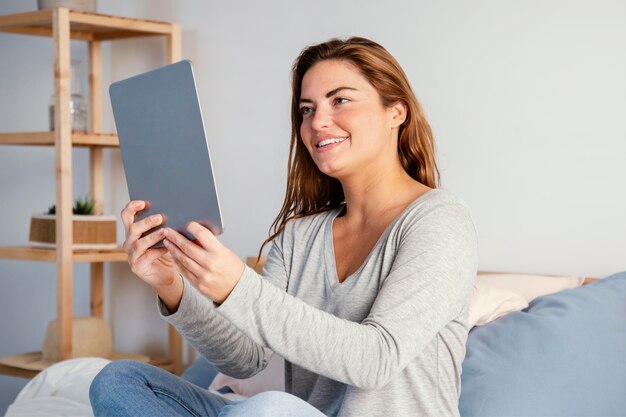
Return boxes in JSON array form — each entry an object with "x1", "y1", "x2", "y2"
[{"x1": 323, "y1": 188, "x2": 437, "y2": 290}]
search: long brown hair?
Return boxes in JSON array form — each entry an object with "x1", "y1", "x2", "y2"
[{"x1": 258, "y1": 37, "x2": 439, "y2": 258}]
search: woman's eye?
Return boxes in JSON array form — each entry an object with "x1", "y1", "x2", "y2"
[
  {"x1": 299, "y1": 107, "x2": 313, "y2": 116},
  {"x1": 334, "y1": 97, "x2": 350, "y2": 105}
]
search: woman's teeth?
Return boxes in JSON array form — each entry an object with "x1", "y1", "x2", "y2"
[{"x1": 317, "y1": 137, "x2": 348, "y2": 148}]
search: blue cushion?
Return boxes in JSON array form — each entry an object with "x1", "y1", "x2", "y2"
[
  {"x1": 180, "y1": 356, "x2": 219, "y2": 389},
  {"x1": 180, "y1": 355, "x2": 234, "y2": 393},
  {"x1": 460, "y1": 272, "x2": 626, "y2": 416}
]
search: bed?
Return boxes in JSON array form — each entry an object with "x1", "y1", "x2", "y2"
[{"x1": 6, "y1": 269, "x2": 626, "y2": 417}]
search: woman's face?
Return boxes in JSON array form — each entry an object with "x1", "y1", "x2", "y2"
[{"x1": 299, "y1": 59, "x2": 405, "y2": 180}]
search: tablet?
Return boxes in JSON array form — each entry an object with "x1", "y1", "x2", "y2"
[{"x1": 110, "y1": 60, "x2": 223, "y2": 246}]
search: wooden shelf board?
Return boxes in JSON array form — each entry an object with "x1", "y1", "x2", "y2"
[
  {"x1": 0, "y1": 9, "x2": 53, "y2": 29},
  {"x1": 0, "y1": 131, "x2": 119, "y2": 147},
  {"x1": 0, "y1": 363, "x2": 39, "y2": 379},
  {"x1": 0, "y1": 246, "x2": 127, "y2": 263},
  {"x1": 0, "y1": 9, "x2": 175, "y2": 41},
  {"x1": 149, "y1": 357, "x2": 176, "y2": 374},
  {"x1": 73, "y1": 132, "x2": 119, "y2": 147},
  {"x1": 0, "y1": 355, "x2": 175, "y2": 379}
]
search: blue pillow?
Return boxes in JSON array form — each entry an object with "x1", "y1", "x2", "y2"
[
  {"x1": 181, "y1": 355, "x2": 219, "y2": 389},
  {"x1": 180, "y1": 355, "x2": 234, "y2": 394},
  {"x1": 460, "y1": 271, "x2": 626, "y2": 416}
]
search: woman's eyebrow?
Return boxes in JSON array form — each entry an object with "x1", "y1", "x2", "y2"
[
  {"x1": 299, "y1": 86, "x2": 358, "y2": 104},
  {"x1": 325, "y1": 86, "x2": 358, "y2": 97}
]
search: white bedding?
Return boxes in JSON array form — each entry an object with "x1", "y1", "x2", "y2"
[
  {"x1": 6, "y1": 358, "x2": 107, "y2": 417},
  {"x1": 6, "y1": 358, "x2": 244, "y2": 417}
]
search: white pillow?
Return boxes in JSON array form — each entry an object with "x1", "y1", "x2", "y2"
[
  {"x1": 209, "y1": 353, "x2": 284, "y2": 397},
  {"x1": 476, "y1": 273, "x2": 584, "y2": 303},
  {"x1": 468, "y1": 282, "x2": 529, "y2": 327}
]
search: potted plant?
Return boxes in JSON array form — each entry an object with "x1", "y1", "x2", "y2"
[{"x1": 29, "y1": 196, "x2": 117, "y2": 249}]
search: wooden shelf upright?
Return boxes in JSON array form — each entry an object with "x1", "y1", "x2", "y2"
[{"x1": 0, "y1": 8, "x2": 183, "y2": 377}]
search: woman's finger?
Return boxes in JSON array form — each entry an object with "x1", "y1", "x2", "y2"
[
  {"x1": 164, "y1": 238, "x2": 204, "y2": 279},
  {"x1": 120, "y1": 200, "x2": 145, "y2": 233},
  {"x1": 129, "y1": 213, "x2": 164, "y2": 241},
  {"x1": 135, "y1": 246, "x2": 169, "y2": 268},
  {"x1": 186, "y1": 221, "x2": 220, "y2": 250},
  {"x1": 129, "y1": 228, "x2": 166, "y2": 265},
  {"x1": 162, "y1": 228, "x2": 206, "y2": 264}
]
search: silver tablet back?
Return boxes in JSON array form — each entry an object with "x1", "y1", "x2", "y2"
[{"x1": 110, "y1": 60, "x2": 223, "y2": 244}]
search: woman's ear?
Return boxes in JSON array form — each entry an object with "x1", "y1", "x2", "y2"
[{"x1": 388, "y1": 100, "x2": 408, "y2": 128}]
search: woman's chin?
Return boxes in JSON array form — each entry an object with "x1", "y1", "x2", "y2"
[{"x1": 315, "y1": 162, "x2": 343, "y2": 179}]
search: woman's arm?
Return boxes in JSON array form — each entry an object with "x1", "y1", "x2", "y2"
[
  {"x1": 158, "y1": 238, "x2": 289, "y2": 379},
  {"x1": 214, "y1": 203, "x2": 477, "y2": 389}
]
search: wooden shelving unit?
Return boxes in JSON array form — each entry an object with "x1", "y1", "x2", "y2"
[{"x1": 0, "y1": 8, "x2": 183, "y2": 377}]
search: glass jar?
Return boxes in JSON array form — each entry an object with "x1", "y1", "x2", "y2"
[{"x1": 49, "y1": 59, "x2": 88, "y2": 132}]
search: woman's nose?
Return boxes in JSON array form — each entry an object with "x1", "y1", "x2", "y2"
[{"x1": 310, "y1": 106, "x2": 332, "y2": 131}]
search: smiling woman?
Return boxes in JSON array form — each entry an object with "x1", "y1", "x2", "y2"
[
  {"x1": 265, "y1": 38, "x2": 440, "y2": 247},
  {"x1": 299, "y1": 61, "x2": 405, "y2": 180},
  {"x1": 89, "y1": 37, "x2": 477, "y2": 417}
]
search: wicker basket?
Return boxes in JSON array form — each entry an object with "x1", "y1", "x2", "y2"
[{"x1": 29, "y1": 214, "x2": 117, "y2": 249}]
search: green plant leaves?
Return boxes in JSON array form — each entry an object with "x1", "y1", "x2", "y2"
[{"x1": 45, "y1": 196, "x2": 95, "y2": 215}]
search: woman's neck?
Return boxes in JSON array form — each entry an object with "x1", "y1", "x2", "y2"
[{"x1": 338, "y1": 162, "x2": 430, "y2": 226}]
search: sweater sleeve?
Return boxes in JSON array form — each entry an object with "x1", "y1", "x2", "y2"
[
  {"x1": 216, "y1": 203, "x2": 477, "y2": 389},
  {"x1": 157, "y1": 237, "x2": 290, "y2": 379}
]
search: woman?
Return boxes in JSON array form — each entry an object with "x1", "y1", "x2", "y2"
[{"x1": 90, "y1": 37, "x2": 477, "y2": 417}]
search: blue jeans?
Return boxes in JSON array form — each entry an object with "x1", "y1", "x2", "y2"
[{"x1": 89, "y1": 360, "x2": 327, "y2": 417}]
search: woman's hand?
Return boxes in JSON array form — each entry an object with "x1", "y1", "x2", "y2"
[
  {"x1": 120, "y1": 201, "x2": 181, "y2": 307},
  {"x1": 162, "y1": 222, "x2": 246, "y2": 304}
]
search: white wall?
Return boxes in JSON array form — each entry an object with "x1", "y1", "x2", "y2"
[{"x1": 1, "y1": 0, "x2": 625, "y2": 412}]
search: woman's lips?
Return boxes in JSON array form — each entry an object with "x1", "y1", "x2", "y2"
[{"x1": 315, "y1": 136, "x2": 348, "y2": 152}]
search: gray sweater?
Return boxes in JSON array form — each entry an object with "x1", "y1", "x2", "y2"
[{"x1": 159, "y1": 189, "x2": 478, "y2": 417}]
